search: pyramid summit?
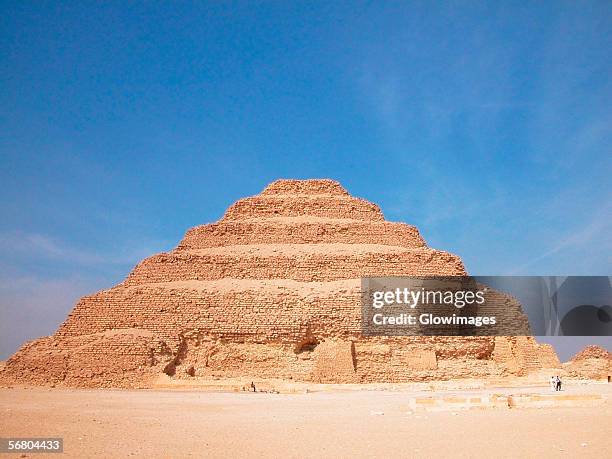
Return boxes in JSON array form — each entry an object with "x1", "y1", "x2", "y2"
[{"x1": 1, "y1": 179, "x2": 559, "y2": 388}]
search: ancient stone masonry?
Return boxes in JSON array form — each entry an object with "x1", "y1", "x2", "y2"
[
  {"x1": 564, "y1": 345, "x2": 611, "y2": 380},
  {"x1": 0, "y1": 179, "x2": 560, "y2": 388}
]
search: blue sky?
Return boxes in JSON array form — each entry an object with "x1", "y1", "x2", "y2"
[{"x1": 1, "y1": 1, "x2": 611, "y2": 360}]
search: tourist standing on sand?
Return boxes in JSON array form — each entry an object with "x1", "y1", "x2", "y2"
[
  {"x1": 550, "y1": 376, "x2": 556, "y2": 391},
  {"x1": 555, "y1": 376, "x2": 561, "y2": 391}
]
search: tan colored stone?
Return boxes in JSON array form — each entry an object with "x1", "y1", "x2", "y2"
[
  {"x1": 0, "y1": 179, "x2": 559, "y2": 388},
  {"x1": 564, "y1": 345, "x2": 611, "y2": 380}
]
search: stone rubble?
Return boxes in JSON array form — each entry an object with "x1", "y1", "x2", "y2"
[{"x1": 564, "y1": 345, "x2": 611, "y2": 380}]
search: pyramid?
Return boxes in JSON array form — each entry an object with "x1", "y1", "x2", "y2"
[
  {"x1": 1, "y1": 179, "x2": 559, "y2": 388},
  {"x1": 564, "y1": 345, "x2": 611, "y2": 380}
]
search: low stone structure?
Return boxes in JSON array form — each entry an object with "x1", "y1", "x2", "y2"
[
  {"x1": 1, "y1": 179, "x2": 561, "y2": 388},
  {"x1": 408, "y1": 393, "x2": 604, "y2": 412}
]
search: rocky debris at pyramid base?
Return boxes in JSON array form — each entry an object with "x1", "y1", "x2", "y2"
[{"x1": 1, "y1": 179, "x2": 565, "y2": 389}]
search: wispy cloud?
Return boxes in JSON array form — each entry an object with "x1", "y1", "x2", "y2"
[
  {"x1": 352, "y1": 7, "x2": 611, "y2": 277},
  {"x1": 0, "y1": 231, "x2": 170, "y2": 266},
  {"x1": 507, "y1": 202, "x2": 612, "y2": 275}
]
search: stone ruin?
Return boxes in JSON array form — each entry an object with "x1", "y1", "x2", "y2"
[
  {"x1": 0, "y1": 179, "x2": 561, "y2": 388},
  {"x1": 564, "y1": 345, "x2": 611, "y2": 380}
]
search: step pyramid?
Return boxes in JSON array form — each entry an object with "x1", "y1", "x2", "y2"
[{"x1": 1, "y1": 179, "x2": 558, "y2": 388}]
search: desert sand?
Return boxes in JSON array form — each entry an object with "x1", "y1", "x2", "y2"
[{"x1": 1, "y1": 383, "x2": 610, "y2": 458}]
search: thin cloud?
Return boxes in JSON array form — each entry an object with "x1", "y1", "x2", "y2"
[
  {"x1": 507, "y1": 205, "x2": 612, "y2": 275},
  {"x1": 0, "y1": 231, "x2": 170, "y2": 266}
]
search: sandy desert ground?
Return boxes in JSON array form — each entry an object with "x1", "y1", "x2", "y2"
[{"x1": 1, "y1": 384, "x2": 611, "y2": 458}]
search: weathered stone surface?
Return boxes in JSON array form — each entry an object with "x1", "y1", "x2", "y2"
[
  {"x1": 2, "y1": 330, "x2": 173, "y2": 388},
  {"x1": 564, "y1": 345, "x2": 611, "y2": 379},
  {"x1": 571, "y1": 345, "x2": 612, "y2": 361},
  {"x1": 0, "y1": 179, "x2": 560, "y2": 388}
]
